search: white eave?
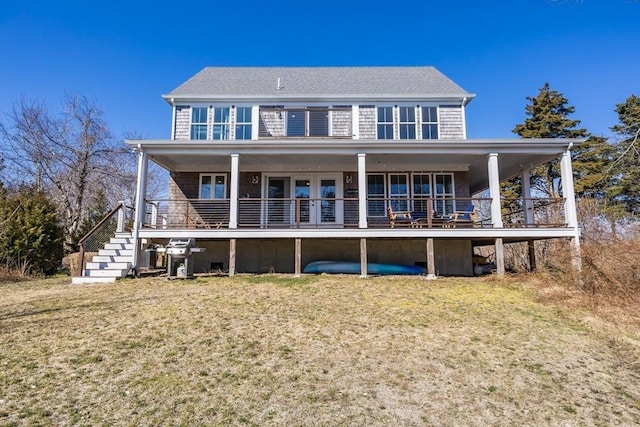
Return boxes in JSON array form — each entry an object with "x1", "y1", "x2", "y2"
[{"x1": 161, "y1": 93, "x2": 476, "y2": 106}]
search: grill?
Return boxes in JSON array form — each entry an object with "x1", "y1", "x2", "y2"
[{"x1": 166, "y1": 238, "x2": 204, "y2": 279}]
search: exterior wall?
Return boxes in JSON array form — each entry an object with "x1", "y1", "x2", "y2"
[
  {"x1": 259, "y1": 107, "x2": 285, "y2": 137},
  {"x1": 190, "y1": 238, "x2": 473, "y2": 276},
  {"x1": 358, "y1": 106, "x2": 376, "y2": 139},
  {"x1": 331, "y1": 108, "x2": 352, "y2": 137},
  {"x1": 174, "y1": 106, "x2": 191, "y2": 140},
  {"x1": 439, "y1": 105, "x2": 464, "y2": 139}
]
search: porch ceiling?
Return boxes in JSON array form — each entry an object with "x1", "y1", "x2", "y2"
[{"x1": 129, "y1": 138, "x2": 581, "y2": 194}]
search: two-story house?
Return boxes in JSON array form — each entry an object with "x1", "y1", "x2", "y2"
[{"x1": 76, "y1": 66, "x2": 583, "y2": 282}]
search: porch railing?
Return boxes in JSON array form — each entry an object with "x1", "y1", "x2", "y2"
[
  {"x1": 77, "y1": 201, "x2": 133, "y2": 274},
  {"x1": 141, "y1": 196, "x2": 567, "y2": 230}
]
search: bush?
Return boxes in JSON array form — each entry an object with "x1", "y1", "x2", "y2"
[{"x1": 0, "y1": 187, "x2": 64, "y2": 276}]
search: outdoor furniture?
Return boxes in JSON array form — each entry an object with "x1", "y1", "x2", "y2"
[
  {"x1": 387, "y1": 206, "x2": 418, "y2": 228},
  {"x1": 447, "y1": 209, "x2": 479, "y2": 227}
]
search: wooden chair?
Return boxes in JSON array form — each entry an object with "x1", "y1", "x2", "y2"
[
  {"x1": 387, "y1": 206, "x2": 418, "y2": 228},
  {"x1": 447, "y1": 209, "x2": 479, "y2": 227}
]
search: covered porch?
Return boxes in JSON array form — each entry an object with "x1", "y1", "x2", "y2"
[{"x1": 127, "y1": 138, "x2": 582, "y2": 277}]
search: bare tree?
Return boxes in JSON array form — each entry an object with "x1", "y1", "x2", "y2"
[{"x1": 0, "y1": 94, "x2": 126, "y2": 252}]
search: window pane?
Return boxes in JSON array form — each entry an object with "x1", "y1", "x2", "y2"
[
  {"x1": 308, "y1": 109, "x2": 329, "y2": 136},
  {"x1": 214, "y1": 176, "x2": 225, "y2": 199},
  {"x1": 399, "y1": 107, "x2": 415, "y2": 122},
  {"x1": 287, "y1": 110, "x2": 305, "y2": 136},
  {"x1": 214, "y1": 107, "x2": 230, "y2": 123},
  {"x1": 235, "y1": 124, "x2": 251, "y2": 140},
  {"x1": 200, "y1": 175, "x2": 212, "y2": 199},
  {"x1": 367, "y1": 174, "x2": 385, "y2": 216},
  {"x1": 213, "y1": 124, "x2": 229, "y2": 140},
  {"x1": 236, "y1": 107, "x2": 251, "y2": 123},
  {"x1": 377, "y1": 124, "x2": 394, "y2": 139},
  {"x1": 399, "y1": 125, "x2": 415, "y2": 139},
  {"x1": 377, "y1": 107, "x2": 392, "y2": 122}
]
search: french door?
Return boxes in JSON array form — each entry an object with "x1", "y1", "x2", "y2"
[{"x1": 266, "y1": 174, "x2": 342, "y2": 227}]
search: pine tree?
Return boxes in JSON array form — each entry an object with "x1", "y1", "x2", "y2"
[
  {"x1": 609, "y1": 95, "x2": 640, "y2": 213},
  {"x1": 512, "y1": 83, "x2": 588, "y2": 198}
]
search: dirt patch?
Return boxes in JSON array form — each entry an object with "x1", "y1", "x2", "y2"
[{"x1": 1, "y1": 275, "x2": 639, "y2": 425}]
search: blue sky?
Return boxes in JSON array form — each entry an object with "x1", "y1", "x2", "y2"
[{"x1": 1, "y1": 0, "x2": 638, "y2": 140}]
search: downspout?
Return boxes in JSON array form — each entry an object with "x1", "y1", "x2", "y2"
[{"x1": 170, "y1": 98, "x2": 176, "y2": 140}]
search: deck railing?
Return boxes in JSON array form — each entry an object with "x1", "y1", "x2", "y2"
[{"x1": 142, "y1": 196, "x2": 567, "y2": 230}]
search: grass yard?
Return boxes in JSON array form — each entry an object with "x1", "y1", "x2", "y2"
[{"x1": 1, "y1": 274, "x2": 639, "y2": 426}]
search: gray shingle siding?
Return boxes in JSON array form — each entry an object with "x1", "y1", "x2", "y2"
[
  {"x1": 174, "y1": 106, "x2": 190, "y2": 140},
  {"x1": 331, "y1": 108, "x2": 352, "y2": 137},
  {"x1": 358, "y1": 106, "x2": 376, "y2": 139},
  {"x1": 439, "y1": 105, "x2": 464, "y2": 139}
]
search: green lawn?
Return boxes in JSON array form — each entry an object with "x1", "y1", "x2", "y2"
[{"x1": 1, "y1": 275, "x2": 639, "y2": 426}]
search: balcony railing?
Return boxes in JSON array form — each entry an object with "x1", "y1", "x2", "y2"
[{"x1": 142, "y1": 197, "x2": 567, "y2": 230}]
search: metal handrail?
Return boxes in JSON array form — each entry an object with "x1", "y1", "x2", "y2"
[{"x1": 77, "y1": 202, "x2": 131, "y2": 275}]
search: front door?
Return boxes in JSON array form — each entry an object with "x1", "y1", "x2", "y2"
[
  {"x1": 292, "y1": 174, "x2": 342, "y2": 227},
  {"x1": 266, "y1": 174, "x2": 342, "y2": 227}
]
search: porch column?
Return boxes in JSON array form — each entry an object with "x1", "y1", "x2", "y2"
[
  {"x1": 229, "y1": 239, "x2": 236, "y2": 276},
  {"x1": 522, "y1": 169, "x2": 536, "y2": 271},
  {"x1": 132, "y1": 147, "x2": 149, "y2": 275},
  {"x1": 229, "y1": 154, "x2": 239, "y2": 229},
  {"x1": 487, "y1": 153, "x2": 503, "y2": 228},
  {"x1": 294, "y1": 238, "x2": 302, "y2": 277},
  {"x1": 360, "y1": 238, "x2": 368, "y2": 278},
  {"x1": 495, "y1": 238, "x2": 505, "y2": 277},
  {"x1": 358, "y1": 153, "x2": 367, "y2": 228},
  {"x1": 426, "y1": 238, "x2": 436, "y2": 279},
  {"x1": 560, "y1": 149, "x2": 582, "y2": 271}
]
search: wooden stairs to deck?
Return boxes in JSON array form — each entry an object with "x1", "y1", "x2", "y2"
[{"x1": 71, "y1": 232, "x2": 133, "y2": 284}]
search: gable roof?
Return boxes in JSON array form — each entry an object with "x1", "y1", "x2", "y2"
[{"x1": 164, "y1": 66, "x2": 475, "y2": 103}]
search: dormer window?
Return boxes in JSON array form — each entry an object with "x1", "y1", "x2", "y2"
[
  {"x1": 235, "y1": 107, "x2": 252, "y2": 140},
  {"x1": 190, "y1": 107, "x2": 208, "y2": 140},
  {"x1": 422, "y1": 106, "x2": 438, "y2": 139},
  {"x1": 213, "y1": 107, "x2": 230, "y2": 140},
  {"x1": 399, "y1": 107, "x2": 416, "y2": 139},
  {"x1": 377, "y1": 107, "x2": 394, "y2": 139}
]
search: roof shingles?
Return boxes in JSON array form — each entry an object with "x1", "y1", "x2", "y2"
[{"x1": 166, "y1": 66, "x2": 473, "y2": 99}]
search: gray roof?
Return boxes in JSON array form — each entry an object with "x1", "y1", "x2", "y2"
[{"x1": 165, "y1": 66, "x2": 474, "y2": 101}]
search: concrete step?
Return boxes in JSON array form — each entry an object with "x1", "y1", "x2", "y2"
[
  {"x1": 72, "y1": 276, "x2": 117, "y2": 284},
  {"x1": 91, "y1": 255, "x2": 133, "y2": 263},
  {"x1": 85, "y1": 261, "x2": 131, "y2": 270},
  {"x1": 98, "y1": 249, "x2": 133, "y2": 257},
  {"x1": 83, "y1": 268, "x2": 130, "y2": 278}
]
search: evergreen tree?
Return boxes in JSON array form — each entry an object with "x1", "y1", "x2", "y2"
[
  {"x1": 609, "y1": 94, "x2": 640, "y2": 213},
  {"x1": 512, "y1": 83, "x2": 588, "y2": 198},
  {"x1": 0, "y1": 187, "x2": 64, "y2": 275}
]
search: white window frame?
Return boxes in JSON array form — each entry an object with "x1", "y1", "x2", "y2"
[
  {"x1": 366, "y1": 173, "x2": 387, "y2": 217},
  {"x1": 212, "y1": 106, "x2": 231, "y2": 140},
  {"x1": 235, "y1": 106, "x2": 252, "y2": 140},
  {"x1": 190, "y1": 106, "x2": 208, "y2": 140},
  {"x1": 199, "y1": 174, "x2": 227, "y2": 200},
  {"x1": 421, "y1": 106, "x2": 439, "y2": 140},
  {"x1": 388, "y1": 173, "x2": 409, "y2": 212},
  {"x1": 376, "y1": 106, "x2": 394, "y2": 140},
  {"x1": 398, "y1": 106, "x2": 417, "y2": 139},
  {"x1": 433, "y1": 173, "x2": 455, "y2": 216}
]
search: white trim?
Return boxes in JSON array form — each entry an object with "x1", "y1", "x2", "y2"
[
  {"x1": 198, "y1": 173, "x2": 227, "y2": 199},
  {"x1": 461, "y1": 98, "x2": 468, "y2": 139},
  {"x1": 358, "y1": 154, "x2": 367, "y2": 228},
  {"x1": 251, "y1": 105, "x2": 259, "y2": 140},
  {"x1": 171, "y1": 105, "x2": 176, "y2": 140},
  {"x1": 352, "y1": 105, "x2": 360, "y2": 139},
  {"x1": 229, "y1": 154, "x2": 239, "y2": 228}
]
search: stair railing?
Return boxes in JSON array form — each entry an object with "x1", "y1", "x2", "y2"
[{"x1": 77, "y1": 201, "x2": 132, "y2": 276}]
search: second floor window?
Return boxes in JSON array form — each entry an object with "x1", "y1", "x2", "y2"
[
  {"x1": 190, "y1": 107, "x2": 208, "y2": 140},
  {"x1": 399, "y1": 107, "x2": 416, "y2": 139},
  {"x1": 213, "y1": 107, "x2": 230, "y2": 140},
  {"x1": 377, "y1": 107, "x2": 394, "y2": 139},
  {"x1": 235, "y1": 107, "x2": 252, "y2": 140},
  {"x1": 422, "y1": 106, "x2": 438, "y2": 139}
]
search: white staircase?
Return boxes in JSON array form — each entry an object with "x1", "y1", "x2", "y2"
[{"x1": 71, "y1": 232, "x2": 134, "y2": 284}]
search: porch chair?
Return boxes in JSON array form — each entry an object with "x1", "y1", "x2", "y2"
[
  {"x1": 447, "y1": 209, "x2": 479, "y2": 227},
  {"x1": 387, "y1": 206, "x2": 418, "y2": 228}
]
